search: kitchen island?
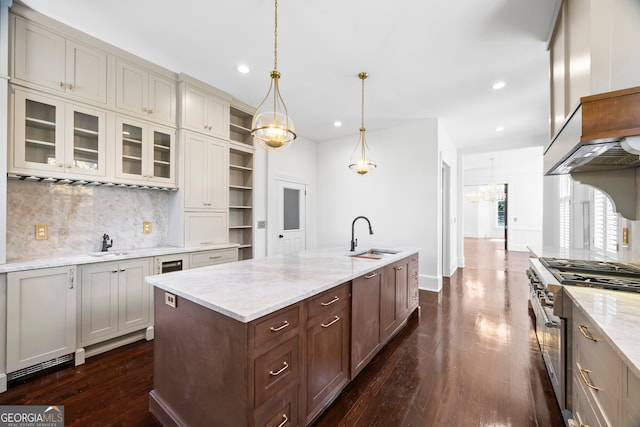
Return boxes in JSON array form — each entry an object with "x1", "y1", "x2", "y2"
[{"x1": 145, "y1": 247, "x2": 420, "y2": 427}]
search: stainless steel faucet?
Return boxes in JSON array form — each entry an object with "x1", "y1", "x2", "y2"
[
  {"x1": 350, "y1": 216, "x2": 373, "y2": 251},
  {"x1": 101, "y1": 234, "x2": 113, "y2": 252}
]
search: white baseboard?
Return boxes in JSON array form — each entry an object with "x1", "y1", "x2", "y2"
[{"x1": 419, "y1": 274, "x2": 442, "y2": 292}]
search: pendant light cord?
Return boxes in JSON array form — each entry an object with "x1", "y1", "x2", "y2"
[{"x1": 273, "y1": 0, "x2": 278, "y2": 71}]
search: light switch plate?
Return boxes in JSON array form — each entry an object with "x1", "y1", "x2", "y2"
[
  {"x1": 143, "y1": 222, "x2": 152, "y2": 234},
  {"x1": 35, "y1": 224, "x2": 48, "y2": 240}
]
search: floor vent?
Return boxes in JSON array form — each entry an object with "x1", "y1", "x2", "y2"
[{"x1": 8, "y1": 354, "x2": 74, "y2": 382}]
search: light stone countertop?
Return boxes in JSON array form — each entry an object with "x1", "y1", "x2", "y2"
[
  {"x1": 146, "y1": 247, "x2": 420, "y2": 323},
  {"x1": 564, "y1": 286, "x2": 640, "y2": 379},
  {"x1": 0, "y1": 243, "x2": 239, "y2": 273}
]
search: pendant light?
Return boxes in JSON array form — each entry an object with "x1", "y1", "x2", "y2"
[
  {"x1": 251, "y1": 0, "x2": 296, "y2": 150},
  {"x1": 349, "y1": 72, "x2": 377, "y2": 175}
]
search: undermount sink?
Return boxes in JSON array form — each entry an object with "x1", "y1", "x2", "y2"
[
  {"x1": 349, "y1": 249, "x2": 400, "y2": 260},
  {"x1": 88, "y1": 251, "x2": 128, "y2": 257}
]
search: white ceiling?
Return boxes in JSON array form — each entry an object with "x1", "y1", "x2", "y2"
[{"x1": 18, "y1": 0, "x2": 559, "y2": 154}]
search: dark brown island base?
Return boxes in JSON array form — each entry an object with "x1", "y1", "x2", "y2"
[{"x1": 145, "y1": 248, "x2": 419, "y2": 426}]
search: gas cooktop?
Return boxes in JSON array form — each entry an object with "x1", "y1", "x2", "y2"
[{"x1": 539, "y1": 257, "x2": 640, "y2": 293}]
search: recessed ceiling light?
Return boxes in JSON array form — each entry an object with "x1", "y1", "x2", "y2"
[
  {"x1": 237, "y1": 64, "x2": 250, "y2": 74},
  {"x1": 334, "y1": 121, "x2": 342, "y2": 127},
  {"x1": 492, "y1": 81, "x2": 506, "y2": 90},
  {"x1": 496, "y1": 126, "x2": 505, "y2": 132}
]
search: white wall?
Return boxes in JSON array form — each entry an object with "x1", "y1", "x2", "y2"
[
  {"x1": 463, "y1": 186, "x2": 504, "y2": 239},
  {"x1": 464, "y1": 147, "x2": 544, "y2": 252},
  {"x1": 316, "y1": 119, "x2": 455, "y2": 292}
]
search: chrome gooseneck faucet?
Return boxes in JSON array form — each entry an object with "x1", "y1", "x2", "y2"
[
  {"x1": 350, "y1": 216, "x2": 374, "y2": 251},
  {"x1": 101, "y1": 233, "x2": 113, "y2": 252}
]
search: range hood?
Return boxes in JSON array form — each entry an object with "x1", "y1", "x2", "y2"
[{"x1": 544, "y1": 86, "x2": 640, "y2": 175}]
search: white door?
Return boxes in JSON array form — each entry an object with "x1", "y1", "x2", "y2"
[{"x1": 275, "y1": 180, "x2": 306, "y2": 255}]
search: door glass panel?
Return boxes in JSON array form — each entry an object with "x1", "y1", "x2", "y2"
[
  {"x1": 153, "y1": 130, "x2": 171, "y2": 178},
  {"x1": 73, "y1": 111, "x2": 99, "y2": 170},
  {"x1": 283, "y1": 188, "x2": 300, "y2": 230},
  {"x1": 121, "y1": 123, "x2": 142, "y2": 175},
  {"x1": 25, "y1": 99, "x2": 56, "y2": 165}
]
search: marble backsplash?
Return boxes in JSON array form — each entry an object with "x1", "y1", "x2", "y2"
[{"x1": 6, "y1": 180, "x2": 169, "y2": 262}]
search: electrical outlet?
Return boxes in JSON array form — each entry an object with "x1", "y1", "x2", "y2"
[
  {"x1": 143, "y1": 222, "x2": 152, "y2": 234},
  {"x1": 165, "y1": 292, "x2": 176, "y2": 308},
  {"x1": 35, "y1": 224, "x2": 48, "y2": 240}
]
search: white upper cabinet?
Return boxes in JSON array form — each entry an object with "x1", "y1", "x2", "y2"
[
  {"x1": 11, "y1": 88, "x2": 107, "y2": 178},
  {"x1": 181, "y1": 83, "x2": 229, "y2": 139},
  {"x1": 183, "y1": 131, "x2": 228, "y2": 210},
  {"x1": 12, "y1": 16, "x2": 108, "y2": 105},
  {"x1": 116, "y1": 59, "x2": 176, "y2": 125}
]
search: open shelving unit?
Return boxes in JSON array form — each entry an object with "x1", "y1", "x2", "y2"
[{"x1": 229, "y1": 104, "x2": 255, "y2": 260}]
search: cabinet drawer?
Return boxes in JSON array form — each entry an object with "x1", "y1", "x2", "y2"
[
  {"x1": 254, "y1": 305, "x2": 300, "y2": 349},
  {"x1": 573, "y1": 368, "x2": 609, "y2": 427},
  {"x1": 254, "y1": 336, "x2": 299, "y2": 408},
  {"x1": 625, "y1": 367, "x2": 640, "y2": 426},
  {"x1": 254, "y1": 383, "x2": 298, "y2": 427},
  {"x1": 574, "y1": 310, "x2": 621, "y2": 426},
  {"x1": 189, "y1": 248, "x2": 237, "y2": 268},
  {"x1": 307, "y1": 283, "x2": 349, "y2": 321}
]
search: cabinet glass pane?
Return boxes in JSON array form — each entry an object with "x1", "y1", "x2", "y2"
[
  {"x1": 153, "y1": 130, "x2": 171, "y2": 178},
  {"x1": 121, "y1": 123, "x2": 142, "y2": 175},
  {"x1": 25, "y1": 99, "x2": 56, "y2": 165},
  {"x1": 73, "y1": 111, "x2": 99, "y2": 170}
]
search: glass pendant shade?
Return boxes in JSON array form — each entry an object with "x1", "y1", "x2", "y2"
[
  {"x1": 252, "y1": 71, "x2": 296, "y2": 150},
  {"x1": 349, "y1": 128, "x2": 377, "y2": 175}
]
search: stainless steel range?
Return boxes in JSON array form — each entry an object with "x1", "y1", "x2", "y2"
[{"x1": 527, "y1": 256, "x2": 640, "y2": 423}]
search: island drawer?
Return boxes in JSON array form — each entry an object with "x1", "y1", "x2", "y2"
[
  {"x1": 306, "y1": 282, "x2": 350, "y2": 320},
  {"x1": 253, "y1": 304, "x2": 300, "y2": 349},
  {"x1": 254, "y1": 383, "x2": 298, "y2": 427},
  {"x1": 254, "y1": 336, "x2": 299, "y2": 407}
]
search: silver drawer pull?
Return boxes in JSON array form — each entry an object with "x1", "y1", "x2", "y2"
[
  {"x1": 270, "y1": 320, "x2": 290, "y2": 332},
  {"x1": 208, "y1": 255, "x2": 222, "y2": 259},
  {"x1": 394, "y1": 266, "x2": 403, "y2": 271},
  {"x1": 364, "y1": 273, "x2": 378, "y2": 279},
  {"x1": 273, "y1": 414, "x2": 288, "y2": 427},
  {"x1": 321, "y1": 316, "x2": 340, "y2": 328},
  {"x1": 269, "y1": 361, "x2": 289, "y2": 376},
  {"x1": 320, "y1": 296, "x2": 340, "y2": 306},
  {"x1": 579, "y1": 368, "x2": 603, "y2": 391},
  {"x1": 578, "y1": 324, "x2": 599, "y2": 342}
]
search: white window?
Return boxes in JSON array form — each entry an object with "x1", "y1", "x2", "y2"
[{"x1": 592, "y1": 189, "x2": 618, "y2": 255}]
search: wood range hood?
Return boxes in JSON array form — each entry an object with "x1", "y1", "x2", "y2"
[{"x1": 543, "y1": 86, "x2": 640, "y2": 220}]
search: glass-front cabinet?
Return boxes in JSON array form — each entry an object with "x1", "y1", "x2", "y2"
[
  {"x1": 115, "y1": 116, "x2": 175, "y2": 186},
  {"x1": 12, "y1": 88, "x2": 106, "y2": 177}
]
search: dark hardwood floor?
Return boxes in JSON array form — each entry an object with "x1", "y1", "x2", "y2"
[{"x1": 0, "y1": 238, "x2": 564, "y2": 426}]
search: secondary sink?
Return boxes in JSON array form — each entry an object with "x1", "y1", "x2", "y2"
[
  {"x1": 349, "y1": 249, "x2": 400, "y2": 260},
  {"x1": 88, "y1": 251, "x2": 128, "y2": 257}
]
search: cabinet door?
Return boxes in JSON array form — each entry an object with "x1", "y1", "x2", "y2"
[
  {"x1": 395, "y1": 258, "x2": 411, "y2": 320},
  {"x1": 115, "y1": 60, "x2": 148, "y2": 116},
  {"x1": 115, "y1": 116, "x2": 147, "y2": 182},
  {"x1": 206, "y1": 94, "x2": 229, "y2": 139},
  {"x1": 12, "y1": 89, "x2": 65, "y2": 174},
  {"x1": 380, "y1": 266, "x2": 398, "y2": 342},
  {"x1": 117, "y1": 259, "x2": 152, "y2": 332},
  {"x1": 206, "y1": 137, "x2": 229, "y2": 210},
  {"x1": 409, "y1": 254, "x2": 419, "y2": 310},
  {"x1": 185, "y1": 212, "x2": 228, "y2": 247},
  {"x1": 351, "y1": 270, "x2": 382, "y2": 377},
  {"x1": 65, "y1": 103, "x2": 107, "y2": 176},
  {"x1": 66, "y1": 40, "x2": 108, "y2": 104},
  {"x1": 6, "y1": 266, "x2": 76, "y2": 373},
  {"x1": 80, "y1": 262, "x2": 119, "y2": 345},
  {"x1": 182, "y1": 85, "x2": 208, "y2": 132},
  {"x1": 184, "y1": 132, "x2": 208, "y2": 208},
  {"x1": 148, "y1": 73, "x2": 176, "y2": 124},
  {"x1": 13, "y1": 17, "x2": 66, "y2": 94},
  {"x1": 149, "y1": 125, "x2": 175, "y2": 185},
  {"x1": 307, "y1": 305, "x2": 349, "y2": 420}
]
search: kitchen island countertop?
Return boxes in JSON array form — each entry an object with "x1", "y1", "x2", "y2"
[{"x1": 146, "y1": 247, "x2": 420, "y2": 323}]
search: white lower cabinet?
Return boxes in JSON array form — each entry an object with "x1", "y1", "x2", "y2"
[
  {"x1": 6, "y1": 266, "x2": 76, "y2": 373},
  {"x1": 184, "y1": 212, "x2": 228, "y2": 247},
  {"x1": 624, "y1": 367, "x2": 640, "y2": 427},
  {"x1": 189, "y1": 248, "x2": 238, "y2": 269},
  {"x1": 79, "y1": 258, "x2": 152, "y2": 347}
]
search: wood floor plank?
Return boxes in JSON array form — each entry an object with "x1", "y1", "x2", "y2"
[{"x1": 0, "y1": 238, "x2": 564, "y2": 426}]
